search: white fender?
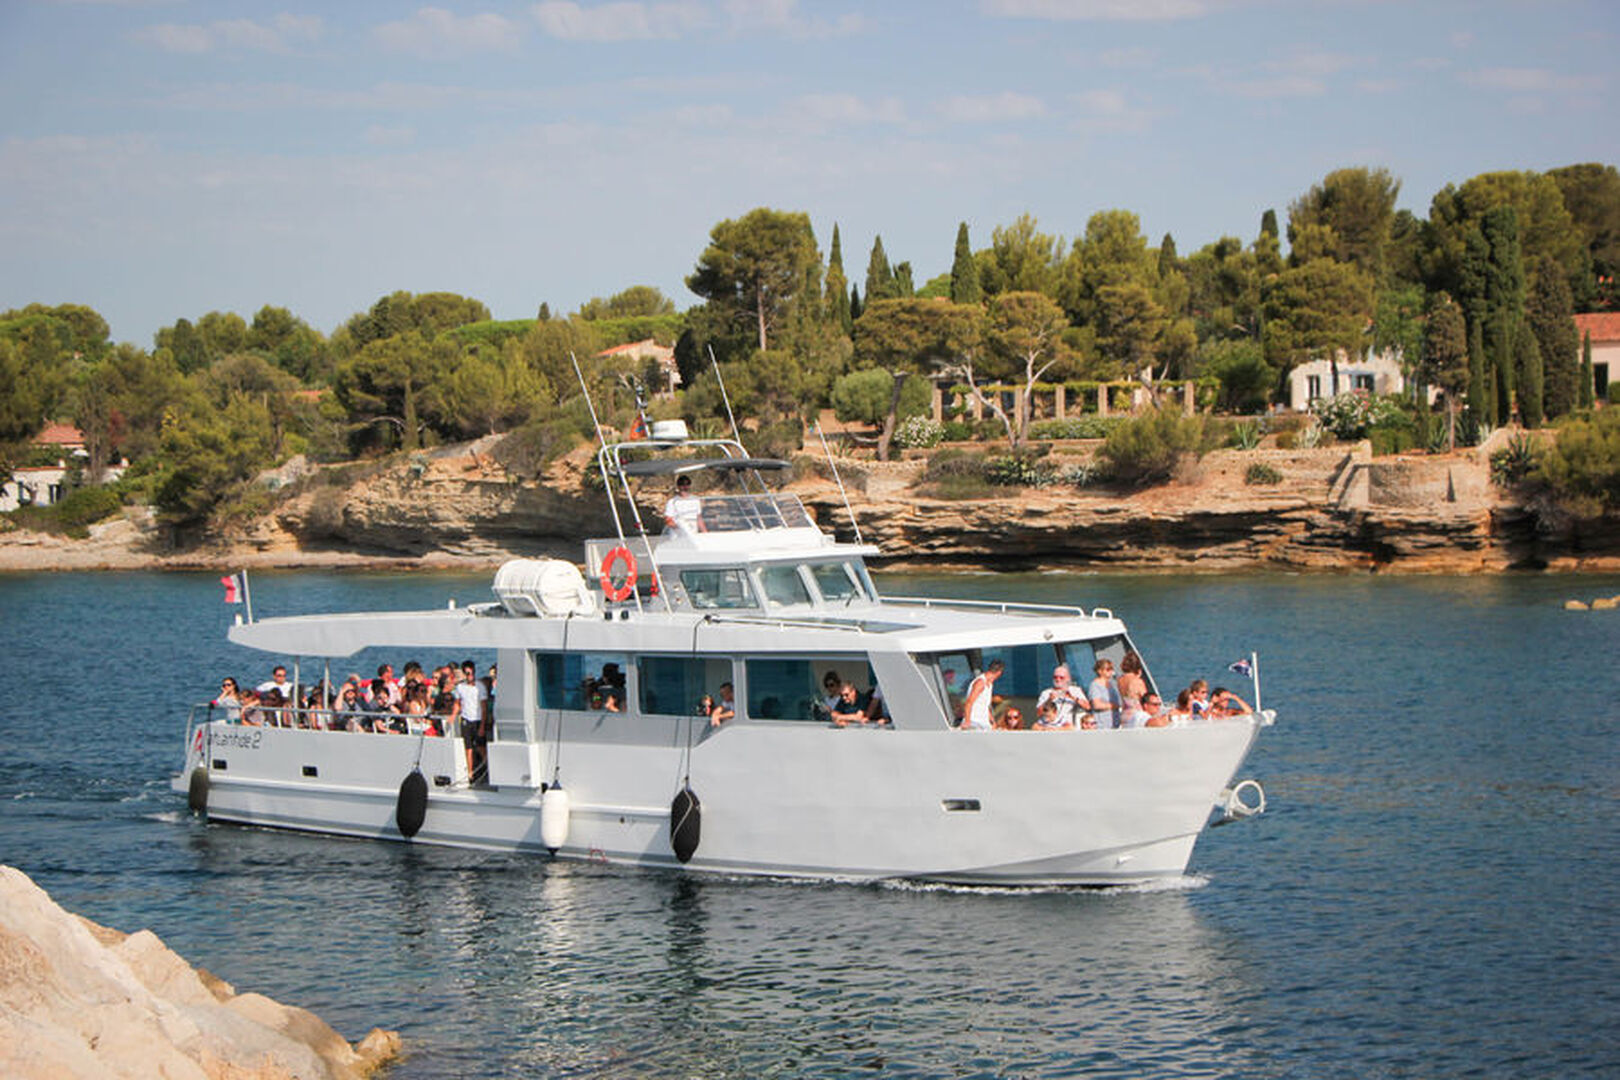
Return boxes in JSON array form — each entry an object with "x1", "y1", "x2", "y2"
[{"x1": 539, "y1": 785, "x2": 571, "y2": 851}]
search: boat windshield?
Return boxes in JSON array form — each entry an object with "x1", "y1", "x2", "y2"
[
  {"x1": 808, "y1": 560, "x2": 872, "y2": 604},
  {"x1": 692, "y1": 493, "x2": 814, "y2": 534}
]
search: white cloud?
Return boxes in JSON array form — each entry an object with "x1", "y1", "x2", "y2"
[
  {"x1": 720, "y1": 0, "x2": 866, "y2": 38},
  {"x1": 938, "y1": 91, "x2": 1046, "y2": 124},
  {"x1": 373, "y1": 8, "x2": 520, "y2": 56},
  {"x1": 532, "y1": 1, "x2": 706, "y2": 42},
  {"x1": 670, "y1": 103, "x2": 735, "y2": 128},
  {"x1": 1461, "y1": 67, "x2": 1602, "y2": 94},
  {"x1": 790, "y1": 93, "x2": 906, "y2": 127},
  {"x1": 133, "y1": 13, "x2": 323, "y2": 54},
  {"x1": 981, "y1": 0, "x2": 1207, "y2": 22}
]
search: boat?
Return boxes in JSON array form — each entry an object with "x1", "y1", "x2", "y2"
[{"x1": 173, "y1": 421, "x2": 1272, "y2": 886}]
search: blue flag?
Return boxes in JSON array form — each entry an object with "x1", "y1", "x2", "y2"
[{"x1": 1228, "y1": 658, "x2": 1252, "y2": 678}]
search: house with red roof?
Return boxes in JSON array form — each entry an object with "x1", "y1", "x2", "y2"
[
  {"x1": 596, "y1": 339, "x2": 680, "y2": 397},
  {"x1": 1573, "y1": 313, "x2": 1618, "y2": 402},
  {"x1": 1, "y1": 422, "x2": 127, "y2": 513}
]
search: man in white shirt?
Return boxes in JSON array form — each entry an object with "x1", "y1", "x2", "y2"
[
  {"x1": 455, "y1": 660, "x2": 489, "y2": 782},
  {"x1": 663, "y1": 474, "x2": 704, "y2": 536}
]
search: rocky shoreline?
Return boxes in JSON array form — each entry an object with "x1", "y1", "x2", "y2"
[
  {"x1": 0, "y1": 866, "x2": 399, "y2": 1080},
  {"x1": 2, "y1": 433, "x2": 1617, "y2": 575}
]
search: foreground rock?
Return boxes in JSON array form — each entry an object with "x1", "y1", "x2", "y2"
[{"x1": 0, "y1": 865, "x2": 400, "y2": 1080}]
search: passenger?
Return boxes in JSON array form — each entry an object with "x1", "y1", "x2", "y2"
[
  {"x1": 433, "y1": 685, "x2": 458, "y2": 739},
  {"x1": 1088, "y1": 659, "x2": 1123, "y2": 729},
  {"x1": 1141, "y1": 692, "x2": 1171, "y2": 728},
  {"x1": 1122, "y1": 690, "x2": 1162, "y2": 729},
  {"x1": 1032, "y1": 700, "x2": 1067, "y2": 730},
  {"x1": 238, "y1": 688, "x2": 263, "y2": 726},
  {"x1": 1163, "y1": 689, "x2": 1195, "y2": 727},
  {"x1": 376, "y1": 663, "x2": 401, "y2": 707},
  {"x1": 256, "y1": 665, "x2": 292, "y2": 697},
  {"x1": 821, "y1": 671, "x2": 843, "y2": 714},
  {"x1": 400, "y1": 683, "x2": 430, "y2": 734},
  {"x1": 1188, "y1": 679, "x2": 1211, "y2": 719},
  {"x1": 960, "y1": 659, "x2": 1004, "y2": 731},
  {"x1": 697, "y1": 694, "x2": 717, "y2": 720},
  {"x1": 994, "y1": 705, "x2": 1025, "y2": 731},
  {"x1": 1209, "y1": 686, "x2": 1252, "y2": 718},
  {"x1": 864, "y1": 684, "x2": 891, "y2": 725},
  {"x1": 709, "y1": 682, "x2": 736, "y2": 727},
  {"x1": 260, "y1": 687, "x2": 287, "y2": 728},
  {"x1": 663, "y1": 473, "x2": 705, "y2": 536},
  {"x1": 1117, "y1": 652, "x2": 1148, "y2": 716},
  {"x1": 830, "y1": 682, "x2": 869, "y2": 726},
  {"x1": 1036, "y1": 666, "x2": 1090, "y2": 730},
  {"x1": 213, "y1": 677, "x2": 243, "y2": 723},
  {"x1": 455, "y1": 659, "x2": 487, "y2": 780},
  {"x1": 336, "y1": 684, "x2": 365, "y2": 731}
]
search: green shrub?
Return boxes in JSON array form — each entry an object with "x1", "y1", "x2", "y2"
[
  {"x1": 1230, "y1": 420, "x2": 1262, "y2": 450},
  {"x1": 1310, "y1": 391, "x2": 1407, "y2": 440},
  {"x1": 1097, "y1": 409, "x2": 1207, "y2": 487},
  {"x1": 1490, "y1": 433, "x2": 1539, "y2": 487},
  {"x1": 1609, "y1": 382, "x2": 1620, "y2": 405},
  {"x1": 985, "y1": 451, "x2": 1057, "y2": 487},
  {"x1": 5, "y1": 484, "x2": 123, "y2": 538},
  {"x1": 940, "y1": 420, "x2": 973, "y2": 442},
  {"x1": 1028, "y1": 416, "x2": 1126, "y2": 440},
  {"x1": 1529, "y1": 410, "x2": 1620, "y2": 512},
  {"x1": 1275, "y1": 431, "x2": 1297, "y2": 450},
  {"x1": 743, "y1": 419, "x2": 804, "y2": 459},
  {"x1": 1369, "y1": 425, "x2": 1418, "y2": 457},
  {"x1": 831, "y1": 369, "x2": 930, "y2": 426},
  {"x1": 1245, "y1": 462, "x2": 1283, "y2": 485}
]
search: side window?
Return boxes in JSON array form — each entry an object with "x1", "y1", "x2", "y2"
[
  {"x1": 745, "y1": 658, "x2": 822, "y2": 721},
  {"x1": 681, "y1": 568, "x2": 757, "y2": 610},
  {"x1": 639, "y1": 656, "x2": 733, "y2": 718},
  {"x1": 760, "y1": 565, "x2": 812, "y2": 607},
  {"x1": 535, "y1": 651, "x2": 628, "y2": 711}
]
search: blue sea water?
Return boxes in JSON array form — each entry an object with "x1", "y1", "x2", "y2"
[{"x1": 1, "y1": 568, "x2": 1617, "y2": 1078}]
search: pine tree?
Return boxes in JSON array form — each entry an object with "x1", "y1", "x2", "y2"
[
  {"x1": 1514, "y1": 320, "x2": 1544, "y2": 427},
  {"x1": 825, "y1": 224, "x2": 852, "y2": 333},
  {"x1": 865, "y1": 237, "x2": 897, "y2": 302},
  {"x1": 950, "y1": 222, "x2": 982, "y2": 304}
]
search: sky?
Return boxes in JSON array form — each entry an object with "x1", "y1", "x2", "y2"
[{"x1": 2, "y1": 0, "x2": 1616, "y2": 348}]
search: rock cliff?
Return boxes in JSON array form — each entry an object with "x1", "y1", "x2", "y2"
[
  {"x1": 0, "y1": 865, "x2": 400, "y2": 1080},
  {"x1": 1, "y1": 433, "x2": 1615, "y2": 573}
]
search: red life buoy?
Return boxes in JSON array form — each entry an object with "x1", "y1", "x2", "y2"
[{"x1": 600, "y1": 545, "x2": 637, "y2": 602}]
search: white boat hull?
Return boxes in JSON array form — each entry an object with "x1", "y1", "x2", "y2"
[{"x1": 174, "y1": 718, "x2": 1260, "y2": 886}]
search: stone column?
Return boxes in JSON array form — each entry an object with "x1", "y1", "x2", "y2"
[
  {"x1": 1182, "y1": 381, "x2": 1195, "y2": 415},
  {"x1": 1054, "y1": 384, "x2": 1067, "y2": 419},
  {"x1": 1097, "y1": 385, "x2": 1109, "y2": 417},
  {"x1": 932, "y1": 385, "x2": 943, "y2": 423}
]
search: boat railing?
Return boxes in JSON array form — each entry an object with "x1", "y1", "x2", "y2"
[
  {"x1": 694, "y1": 612, "x2": 877, "y2": 635},
  {"x1": 186, "y1": 701, "x2": 464, "y2": 736},
  {"x1": 882, "y1": 595, "x2": 1102, "y2": 619}
]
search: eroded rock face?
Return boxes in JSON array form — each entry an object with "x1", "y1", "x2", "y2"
[{"x1": 0, "y1": 865, "x2": 400, "y2": 1080}]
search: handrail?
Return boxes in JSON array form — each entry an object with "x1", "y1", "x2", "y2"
[
  {"x1": 881, "y1": 595, "x2": 1093, "y2": 618},
  {"x1": 695, "y1": 612, "x2": 876, "y2": 634},
  {"x1": 187, "y1": 702, "x2": 462, "y2": 734}
]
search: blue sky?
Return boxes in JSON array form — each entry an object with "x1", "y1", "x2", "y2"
[{"x1": 2, "y1": 0, "x2": 1615, "y2": 347}]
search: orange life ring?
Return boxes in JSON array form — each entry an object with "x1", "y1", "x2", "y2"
[{"x1": 600, "y1": 545, "x2": 637, "y2": 602}]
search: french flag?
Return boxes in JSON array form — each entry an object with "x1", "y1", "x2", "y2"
[{"x1": 221, "y1": 572, "x2": 245, "y2": 604}]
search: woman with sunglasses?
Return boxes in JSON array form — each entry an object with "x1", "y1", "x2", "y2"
[{"x1": 212, "y1": 677, "x2": 243, "y2": 723}]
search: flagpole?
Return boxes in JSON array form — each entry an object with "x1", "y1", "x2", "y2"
[
  {"x1": 242, "y1": 570, "x2": 254, "y2": 624},
  {"x1": 1250, "y1": 650, "x2": 1261, "y2": 713}
]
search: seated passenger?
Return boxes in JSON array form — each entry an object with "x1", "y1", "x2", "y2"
[
  {"x1": 821, "y1": 671, "x2": 843, "y2": 714},
  {"x1": 260, "y1": 687, "x2": 287, "y2": 728},
  {"x1": 864, "y1": 684, "x2": 891, "y2": 725},
  {"x1": 709, "y1": 683, "x2": 736, "y2": 727},
  {"x1": 213, "y1": 677, "x2": 243, "y2": 723},
  {"x1": 1187, "y1": 678, "x2": 1211, "y2": 719},
  {"x1": 663, "y1": 474, "x2": 705, "y2": 536},
  {"x1": 1129, "y1": 691, "x2": 1167, "y2": 728},
  {"x1": 1032, "y1": 700, "x2": 1071, "y2": 731},
  {"x1": 994, "y1": 705, "x2": 1025, "y2": 731},
  {"x1": 237, "y1": 688, "x2": 263, "y2": 726},
  {"x1": 830, "y1": 682, "x2": 869, "y2": 726},
  {"x1": 1161, "y1": 689, "x2": 1195, "y2": 727},
  {"x1": 1209, "y1": 686, "x2": 1252, "y2": 718},
  {"x1": 1036, "y1": 666, "x2": 1090, "y2": 730}
]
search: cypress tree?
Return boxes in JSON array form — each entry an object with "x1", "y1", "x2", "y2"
[
  {"x1": 1158, "y1": 233, "x2": 1179, "y2": 279},
  {"x1": 1528, "y1": 256, "x2": 1579, "y2": 418},
  {"x1": 1467, "y1": 319, "x2": 1491, "y2": 425},
  {"x1": 865, "y1": 237, "x2": 897, "y2": 302},
  {"x1": 1514, "y1": 320, "x2": 1543, "y2": 427},
  {"x1": 1580, "y1": 330, "x2": 1595, "y2": 407},
  {"x1": 894, "y1": 261, "x2": 915, "y2": 298},
  {"x1": 1481, "y1": 207, "x2": 1524, "y2": 424},
  {"x1": 849, "y1": 283, "x2": 863, "y2": 324},
  {"x1": 825, "y1": 224, "x2": 852, "y2": 333},
  {"x1": 950, "y1": 222, "x2": 982, "y2": 304}
]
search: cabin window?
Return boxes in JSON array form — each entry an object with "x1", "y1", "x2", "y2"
[
  {"x1": 917, "y1": 637, "x2": 1130, "y2": 727},
  {"x1": 809, "y1": 561, "x2": 868, "y2": 603},
  {"x1": 759, "y1": 565, "x2": 812, "y2": 608},
  {"x1": 680, "y1": 568, "x2": 757, "y2": 610},
  {"x1": 638, "y1": 656, "x2": 733, "y2": 718},
  {"x1": 535, "y1": 651, "x2": 628, "y2": 712},
  {"x1": 744, "y1": 656, "x2": 878, "y2": 722}
]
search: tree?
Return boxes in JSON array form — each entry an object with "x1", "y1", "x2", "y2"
[
  {"x1": 333, "y1": 331, "x2": 455, "y2": 451},
  {"x1": 1580, "y1": 330, "x2": 1595, "y2": 408},
  {"x1": 340, "y1": 291, "x2": 491, "y2": 351},
  {"x1": 893, "y1": 261, "x2": 915, "y2": 298},
  {"x1": 1467, "y1": 319, "x2": 1490, "y2": 425},
  {"x1": 982, "y1": 291, "x2": 1071, "y2": 443},
  {"x1": 1373, "y1": 284, "x2": 1426, "y2": 383},
  {"x1": 830, "y1": 368, "x2": 930, "y2": 426},
  {"x1": 1260, "y1": 258, "x2": 1374, "y2": 394},
  {"x1": 980, "y1": 213, "x2": 1062, "y2": 299},
  {"x1": 152, "y1": 393, "x2": 278, "y2": 526},
  {"x1": 950, "y1": 222, "x2": 982, "y2": 305},
  {"x1": 1090, "y1": 283, "x2": 1167, "y2": 383},
  {"x1": 577, "y1": 286, "x2": 677, "y2": 320},
  {"x1": 1424, "y1": 170, "x2": 1584, "y2": 304},
  {"x1": 1481, "y1": 206, "x2": 1525, "y2": 422},
  {"x1": 0, "y1": 337, "x2": 43, "y2": 445},
  {"x1": 1256, "y1": 209, "x2": 1283, "y2": 278},
  {"x1": 1421, "y1": 291, "x2": 1469, "y2": 451},
  {"x1": 1527, "y1": 256, "x2": 1580, "y2": 418},
  {"x1": 1288, "y1": 167, "x2": 1401, "y2": 280},
  {"x1": 686, "y1": 208, "x2": 820, "y2": 352},
  {"x1": 825, "y1": 224, "x2": 852, "y2": 333},
  {"x1": 864, "y1": 236, "x2": 898, "y2": 302},
  {"x1": 1063, "y1": 209, "x2": 1157, "y2": 324},
  {"x1": 1514, "y1": 319, "x2": 1544, "y2": 428},
  {"x1": 1547, "y1": 163, "x2": 1620, "y2": 308},
  {"x1": 1201, "y1": 338, "x2": 1271, "y2": 413},
  {"x1": 852, "y1": 298, "x2": 981, "y2": 459}
]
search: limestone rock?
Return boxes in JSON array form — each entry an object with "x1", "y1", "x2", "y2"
[
  {"x1": 0, "y1": 865, "x2": 398, "y2": 1080},
  {"x1": 1565, "y1": 600, "x2": 1590, "y2": 611},
  {"x1": 1591, "y1": 596, "x2": 1617, "y2": 610}
]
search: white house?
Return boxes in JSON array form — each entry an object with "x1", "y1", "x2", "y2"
[
  {"x1": 1573, "y1": 312, "x2": 1617, "y2": 401},
  {"x1": 1287, "y1": 349, "x2": 1407, "y2": 411},
  {"x1": 0, "y1": 423, "x2": 127, "y2": 512}
]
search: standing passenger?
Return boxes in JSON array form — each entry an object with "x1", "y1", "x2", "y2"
[
  {"x1": 961, "y1": 660, "x2": 1004, "y2": 731},
  {"x1": 1087, "y1": 659, "x2": 1122, "y2": 729}
]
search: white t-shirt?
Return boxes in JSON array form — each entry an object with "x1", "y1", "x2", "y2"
[
  {"x1": 664, "y1": 493, "x2": 703, "y2": 536},
  {"x1": 963, "y1": 674, "x2": 994, "y2": 731},
  {"x1": 454, "y1": 680, "x2": 485, "y2": 729}
]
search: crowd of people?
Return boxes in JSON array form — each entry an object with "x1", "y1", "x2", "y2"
[
  {"x1": 960, "y1": 653, "x2": 1252, "y2": 731},
  {"x1": 211, "y1": 660, "x2": 496, "y2": 777}
]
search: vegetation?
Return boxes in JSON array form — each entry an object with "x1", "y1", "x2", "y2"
[{"x1": 4, "y1": 160, "x2": 1618, "y2": 533}]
